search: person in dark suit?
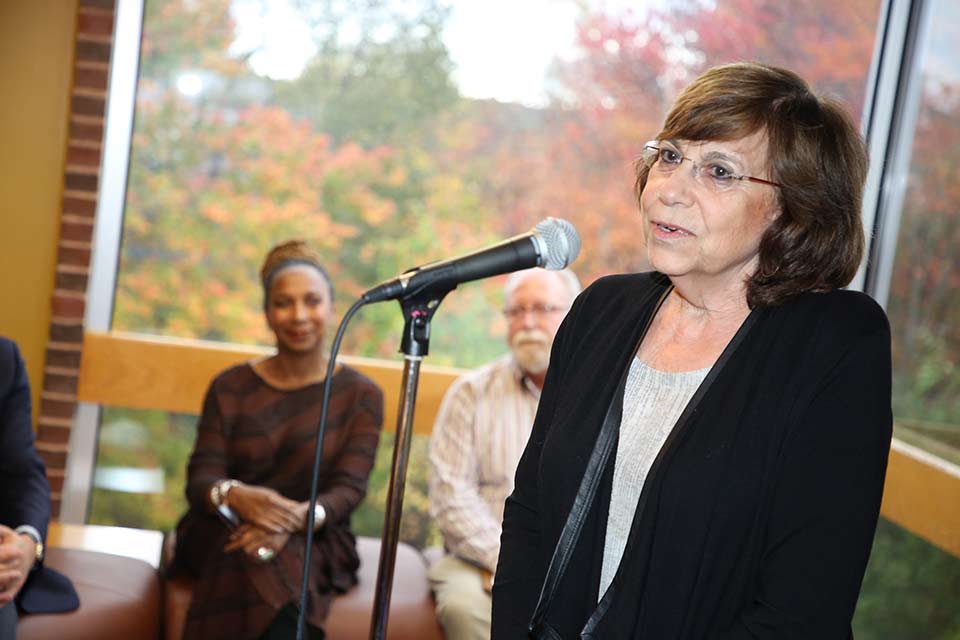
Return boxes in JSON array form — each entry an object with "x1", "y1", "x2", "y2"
[
  {"x1": 0, "y1": 336, "x2": 78, "y2": 638},
  {"x1": 492, "y1": 62, "x2": 892, "y2": 639}
]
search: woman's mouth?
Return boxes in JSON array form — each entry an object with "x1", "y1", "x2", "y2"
[{"x1": 652, "y1": 221, "x2": 694, "y2": 237}]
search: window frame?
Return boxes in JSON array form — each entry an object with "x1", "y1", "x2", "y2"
[{"x1": 62, "y1": 0, "x2": 960, "y2": 562}]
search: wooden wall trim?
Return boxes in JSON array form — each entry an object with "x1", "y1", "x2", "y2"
[
  {"x1": 880, "y1": 439, "x2": 960, "y2": 557},
  {"x1": 78, "y1": 331, "x2": 960, "y2": 558},
  {"x1": 77, "y1": 331, "x2": 465, "y2": 436}
]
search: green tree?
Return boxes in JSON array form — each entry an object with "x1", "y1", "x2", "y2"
[
  {"x1": 853, "y1": 518, "x2": 960, "y2": 639},
  {"x1": 274, "y1": 0, "x2": 459, "y2": 147}
]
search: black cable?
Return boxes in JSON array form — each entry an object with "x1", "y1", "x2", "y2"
[{"x1": 296, "y1": 296, "x2": 368, "y2": 640}]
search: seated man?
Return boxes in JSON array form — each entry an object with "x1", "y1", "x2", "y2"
[
  {"x1": 0, "y1": 336, "x2": 78, "y2": 639},
  {"x1": 428, "y1": 268, "x2": 580, "y2": 639}
]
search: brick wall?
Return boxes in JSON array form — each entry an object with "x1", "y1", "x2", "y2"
[{"x1": 35, "y1": 0, "x2": 116, "y2": 518}]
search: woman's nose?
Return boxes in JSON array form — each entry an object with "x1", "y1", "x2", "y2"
[{"x1": 658, "y1": 165, "x2": 696, "y2": 204}]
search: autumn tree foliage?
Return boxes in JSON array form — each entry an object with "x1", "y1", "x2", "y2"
[
  {"x1": 119, "y1": 0, "x2": 887, "y2": 355},
  {"x1": 121, "y1": 97, "x2": 398, "y2": 343},
  {"x1": 445, "y1": 0, "x2": 882, "y2": 284},
  {"x1": 116, "y1": 0, "x2": 503, "y2": 363}
]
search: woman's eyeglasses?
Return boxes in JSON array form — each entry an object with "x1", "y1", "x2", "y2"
[
  {"x1": 641, "y1": 141, "x2": 782, "y2": 192},
  {"x1": 502, "y1": 304, "x2": 567, "y2": 320}
]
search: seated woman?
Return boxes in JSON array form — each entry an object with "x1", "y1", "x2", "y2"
[{"x1": 171, "y1": 240, "x2": 384, "y2": 640}]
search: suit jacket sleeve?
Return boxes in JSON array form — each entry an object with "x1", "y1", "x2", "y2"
[
  {"x1": 712, "y1": 305, "x2": 893, "y2": 639},
  {"x1": 0, "y1": 338, "x2": 51, "y2": 540}
]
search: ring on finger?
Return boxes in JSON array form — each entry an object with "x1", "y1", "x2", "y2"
[{"x1": 256, "y1": 546, "x2": 275, "y2": 562}]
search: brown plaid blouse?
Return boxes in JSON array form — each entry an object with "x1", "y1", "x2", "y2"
[{"x1": 172, "y1": 363, "x2": 384, "y2": 639}]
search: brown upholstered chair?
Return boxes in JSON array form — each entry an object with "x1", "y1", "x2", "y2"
[
  {"x1": 17, "y1": 546, "x2": 162, "y2": 640},
  {"x1": 164, "y1": 536, "x2": 444, "y2": 640}
]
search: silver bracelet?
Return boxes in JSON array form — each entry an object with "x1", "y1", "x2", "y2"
[
  {"x1": 312, "y1": 503, "x2": 326, "y2": 531},
  {"x1": 209, "y1": 478, "x2": 239, "y2": 507}
]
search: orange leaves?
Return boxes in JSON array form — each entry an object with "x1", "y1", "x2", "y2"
[
  {"x1": 356, "y1": 195, "x2": 397, "y2": 226},
  {"x1": 424, "y1": 174, "x2": 478, "y2": 220},
  {"x1": 201, "y1": 202, "x2": 232, "y2": 224},
  {"x1": 116, "y1": 80, "x2": 414, "y2": 352}
]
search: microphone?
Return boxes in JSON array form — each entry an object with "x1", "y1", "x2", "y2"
[{"x1": 362, "y1": 217, "x2": 581, "y2": 303}]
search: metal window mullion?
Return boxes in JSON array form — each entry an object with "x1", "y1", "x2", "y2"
[{"x1": 859, "y1": 0, "x2": 931, "y2": 306}]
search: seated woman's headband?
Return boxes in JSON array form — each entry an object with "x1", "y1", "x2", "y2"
[{"x1": 261, "y1": 259, "x2": 334, "y2": 306}]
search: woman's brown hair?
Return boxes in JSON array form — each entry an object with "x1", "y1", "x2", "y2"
[{"x1": 636, "y1": 62, "x2": 869, "y2": 308}]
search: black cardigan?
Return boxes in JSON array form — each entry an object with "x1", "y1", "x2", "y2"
[{"x1": 492, "y1": 273, "x2": 892, "y2": 639}]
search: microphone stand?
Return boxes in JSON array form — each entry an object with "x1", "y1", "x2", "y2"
[{"x1": 369, "y1": 287, "x2": 451, "y2": 640}]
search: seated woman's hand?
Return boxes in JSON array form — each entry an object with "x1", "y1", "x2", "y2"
[
  {"x1": 223, "y1": 523, "x2": 291, "y2": 563},
  {"x1": 226, "y1": 484, "x2": 303, "y2": 533}
]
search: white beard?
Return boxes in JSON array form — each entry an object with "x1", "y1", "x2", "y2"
[{"x1": 510, "y1": 329, "x2": 551, "y2": 376}]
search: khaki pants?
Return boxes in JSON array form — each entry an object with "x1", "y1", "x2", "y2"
[{"x1": 428, "y1": 554, "x2": 492, "y2": 640}]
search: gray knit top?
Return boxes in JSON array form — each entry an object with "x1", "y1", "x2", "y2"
[{"x1": 599, "y1": 358, "x2": 710, "y2": 597}]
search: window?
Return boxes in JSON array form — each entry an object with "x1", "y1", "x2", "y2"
[
  {"x1": 881, "y1": 0, "x2": 960, "y2": 465},
  {"x1": 92, "y1": 0, "x2": 885, "y2": 536},
  {"x1": 112, "y1": 0, "x2": 883, "y2": 366},
  {"x1": 81, "y1": 2, "x2": 960, "y2": 636}
]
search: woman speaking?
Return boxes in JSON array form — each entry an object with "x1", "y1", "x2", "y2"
[{"x1": 492, "y1": 62, "x2": 892, "y2": 639}]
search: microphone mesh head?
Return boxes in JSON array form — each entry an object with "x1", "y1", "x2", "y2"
[{"x1": 534, "y1": 218, "x2": 581, "y2": 270}]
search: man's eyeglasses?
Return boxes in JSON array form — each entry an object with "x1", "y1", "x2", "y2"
[
  {"x1": 641, "y1": 141, "x2": 782, "y2": 192},
  {"x1": 503, "y1": 304, "x2": 568, "y2": 320}
]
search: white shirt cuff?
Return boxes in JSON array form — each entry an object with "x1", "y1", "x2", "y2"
[{"x1": 14, "y1": 524, "x2": 42, "y2": 544}]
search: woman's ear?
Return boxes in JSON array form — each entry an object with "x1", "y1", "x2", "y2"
[{"x1": 765, "y1": 195, "x2": 783, "y2": 222}]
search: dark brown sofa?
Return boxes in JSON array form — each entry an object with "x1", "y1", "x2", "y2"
[
  {"x1": 164, "y1": 536, "x2": 444, "y2": 640},
  {"x1": 17, "y1": 546, "x2": 162, "y2": 640},
  {"x1": 16, "y1": 524, "x2": 443, "y2": 640}
]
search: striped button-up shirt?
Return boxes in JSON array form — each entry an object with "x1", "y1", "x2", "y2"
[{"x1": 428, "y1": 355, "x2": 541, "y2": 572}]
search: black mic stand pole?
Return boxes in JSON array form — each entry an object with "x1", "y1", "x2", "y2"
[{"x1": 369, "y1": 288, "x2": 450, "y2": 640}]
